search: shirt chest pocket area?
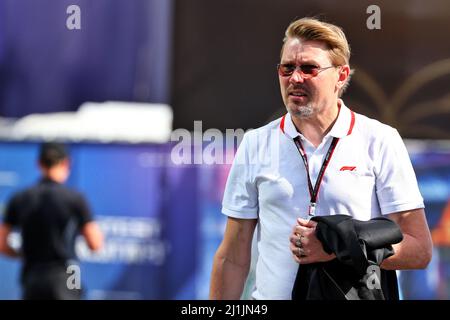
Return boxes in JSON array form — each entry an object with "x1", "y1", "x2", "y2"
[{"x1": 324, "y1": 167, "x2": 376, "y2": 202}]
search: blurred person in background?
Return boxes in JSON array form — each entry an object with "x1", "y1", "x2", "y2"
[
  {"x1": 0, "y1": 142, "x2": 103, "y2": 300},
  {"x1": 210, "y1": 17, "x2": 432, "y2": 300}
]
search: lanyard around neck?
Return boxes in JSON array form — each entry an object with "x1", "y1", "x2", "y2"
[{"x1": 293, "y1": 136, "x2": 339, "y2": 218}]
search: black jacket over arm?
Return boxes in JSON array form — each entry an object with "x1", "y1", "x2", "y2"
[{"x1": 291, "y1": 215, "x2": 403, "y2": 300}]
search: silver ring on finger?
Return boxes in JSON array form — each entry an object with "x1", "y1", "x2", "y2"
[{"x1": 297, "y1": 247, "x2": 306, "y2": 257}]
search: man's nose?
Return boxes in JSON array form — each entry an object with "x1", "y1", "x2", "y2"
[{"x1": 289, "y1": 69, "x2": 305, "y2": 84}]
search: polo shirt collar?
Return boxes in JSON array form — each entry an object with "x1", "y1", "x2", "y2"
[
  {"x1": 279, "y1": 99, "x2": 355, "y2": 139},
  {"x1": 279, "y1": 111, "x2": 300, "y2": 139}
]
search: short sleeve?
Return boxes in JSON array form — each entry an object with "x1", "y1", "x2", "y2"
[
  {"x1": 3, "y1": 194, "x2": 21, "y2": 226},
  {"x1": 74, "y1": 192, "x2": 94, "y2": 226},
  {"x1": 375, "y1": 128, "x2": 424, "y2": 215},
  {"x1": 221, "y1": 132, "x2": 259, "y2": 219}
]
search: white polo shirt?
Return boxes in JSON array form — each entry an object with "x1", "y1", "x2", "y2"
[{"x1": 221, "y1": 100, "x2": 424, "y2": 300}]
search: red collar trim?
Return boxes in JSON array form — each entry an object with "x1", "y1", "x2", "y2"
[
  {"x1": 347, "y1": 110, "x2": 355, "y2": 136},
  {"x1": 280, "y1": 114, "x2": 286, "y2": 134}
]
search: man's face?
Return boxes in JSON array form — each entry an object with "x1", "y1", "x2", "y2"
[
  {"x1": 279, "y1": 37, "x2": 342, "y2": 119},
  {"x1": 39, "y1": 158, "x2": 71, "y2": 183}
]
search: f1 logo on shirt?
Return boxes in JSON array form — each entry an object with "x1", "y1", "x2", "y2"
[{"x1": 340, "y1": 166, "x2": 356, "y2": 172}]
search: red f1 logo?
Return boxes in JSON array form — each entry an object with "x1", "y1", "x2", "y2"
[{"x1": 340, "y1": 166, "x2": 356, "y2": 171}]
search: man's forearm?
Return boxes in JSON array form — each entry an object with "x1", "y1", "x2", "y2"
[
  {"x1": 381, "y1": 233, "x2": 432, "y2": 270},
  {"x1": 382, "y1": 209, "x2": 433, "y2": 270},
  {"x1": 209, "y1": 254, "x2": 250, "y2": 300}
]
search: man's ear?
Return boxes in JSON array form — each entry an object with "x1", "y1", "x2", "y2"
[{"x1": 336, "y1": 65, "x2": 350, "y2": 89}]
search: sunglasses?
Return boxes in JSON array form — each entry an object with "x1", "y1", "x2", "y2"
[{"x1": 277, "y1": 63, "x2": 337, "y2": 78}]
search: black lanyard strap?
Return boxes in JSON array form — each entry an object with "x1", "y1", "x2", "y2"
[{"x1": 293, "y1": 136, "x2": 340, "y2": 217}]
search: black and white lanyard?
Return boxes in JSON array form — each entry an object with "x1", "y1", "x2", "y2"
[{"x1": 293, "y1": 136, "x2": 340, "y2": 218}]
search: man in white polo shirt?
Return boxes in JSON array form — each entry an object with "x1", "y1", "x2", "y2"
[{"x1": 209, "y1": 17, "x2": 432, "y2": 300}]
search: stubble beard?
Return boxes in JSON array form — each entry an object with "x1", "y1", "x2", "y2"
[{"x1": 290, "y1": 103, "x2": 314, "y2": 118}]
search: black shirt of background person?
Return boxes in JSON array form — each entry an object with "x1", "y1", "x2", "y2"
[{"x1": 4, "y1": 177, "x2": 93, "y2": 281}]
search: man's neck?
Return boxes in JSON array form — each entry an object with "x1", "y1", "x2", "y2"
[{"x1": 291, "y1": 103, "x2": 340, "y2": 148}]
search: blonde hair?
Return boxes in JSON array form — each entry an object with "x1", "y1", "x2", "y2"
[{"x1": 281, "y1": 17, "x2": 352, "y2": 96}]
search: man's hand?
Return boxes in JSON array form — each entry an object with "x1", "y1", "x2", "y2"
[
  {"x1": 289, "y1": 218, "x2": 335, "y2": 264},
  {"x1": 0, "y1": 224, "x2": 20, "y2": 258}
]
